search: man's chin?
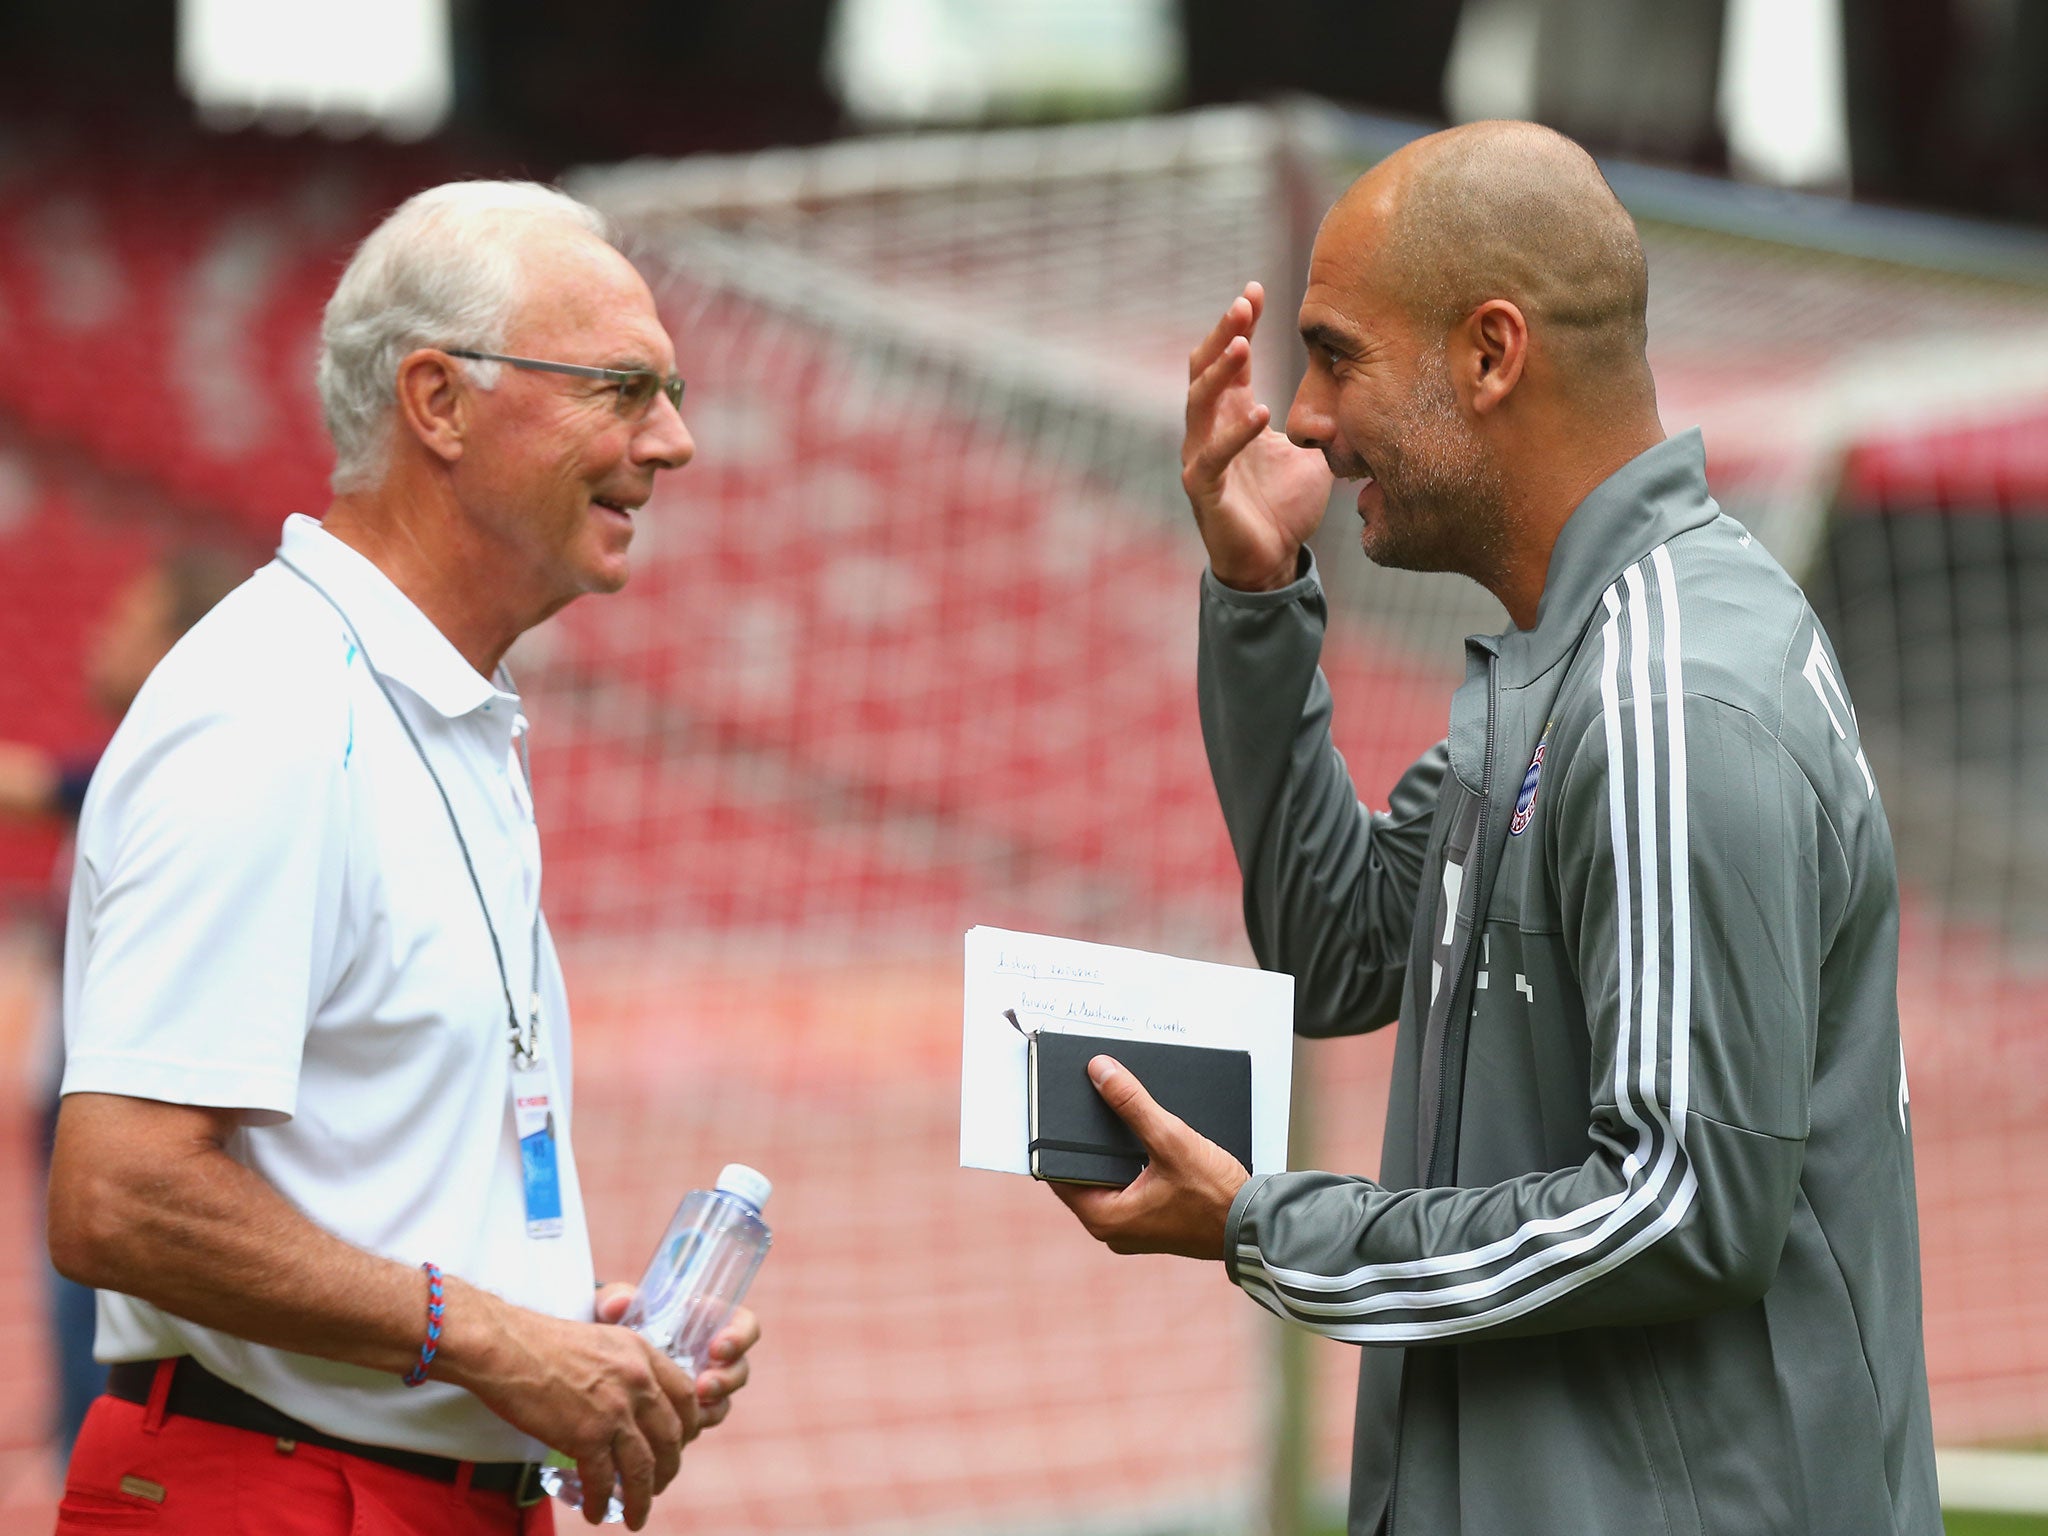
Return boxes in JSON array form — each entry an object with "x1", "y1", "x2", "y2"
[
  {"x1": 583, "y1": 522, "x2": 636, "y2": 594},
  {"x1": 556, "y1": 545, "x2": 632, "y2": 602},
  {"x1": 1359, "y1": 504, "x2": 1458, "y2": 576}
]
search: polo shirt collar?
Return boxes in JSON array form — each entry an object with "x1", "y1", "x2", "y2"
[{"x1": 277, "y1": 514, "x2": 504, "y2": 720}]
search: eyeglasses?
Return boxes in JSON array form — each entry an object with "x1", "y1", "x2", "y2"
[{"x1": 443, "y1": 348, "x2": 685, "y2": 417}]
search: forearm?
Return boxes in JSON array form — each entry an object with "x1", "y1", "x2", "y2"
[
  {"x1": 48, "y1": 1092, "x2": 514, "y2": 1382},
  {"x1": 1227, "y1": 1117, "x2": 1803, "y2": 1344},
  {"x1": 1198, "y1": 564, "x2": 1437, "y2": 1033}
]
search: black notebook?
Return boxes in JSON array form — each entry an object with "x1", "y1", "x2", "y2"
[{"x1": 1027, "y1": 1029, "x2": 1253, "y2": 1187}]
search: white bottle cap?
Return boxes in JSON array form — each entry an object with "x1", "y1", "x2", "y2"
[{"x1": 715, "y1": 1163, "x2": 772, "y2": 1211}]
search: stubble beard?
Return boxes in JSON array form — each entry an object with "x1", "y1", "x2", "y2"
[{"x1": 1357, "y1": 352, "x2": 1512, "y2": 593}]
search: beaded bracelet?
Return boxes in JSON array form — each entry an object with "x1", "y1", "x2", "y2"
[{"x1": 402, "y1": 1262, "x2": 445, "y2": 1387}]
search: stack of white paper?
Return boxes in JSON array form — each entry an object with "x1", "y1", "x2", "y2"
[{"x1": 958, "y1": 925, "x2": 1296, "y2": 1177}]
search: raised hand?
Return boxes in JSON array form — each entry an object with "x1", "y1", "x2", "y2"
[{"x1": 1181, "y1": 282, "x2": 1335, "y2": 592}]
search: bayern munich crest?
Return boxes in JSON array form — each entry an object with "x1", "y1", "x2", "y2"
[{"x1": 1510, "y1": 722, "x2": 1553, "y2": 836}]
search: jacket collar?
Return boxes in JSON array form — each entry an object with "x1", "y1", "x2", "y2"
[
  {"x1": 276, "y1": 513, "x2": 503, "y2": 720},
  {"x1": 1495, "y1": 429, "x2": 1719, "y2": 684}
]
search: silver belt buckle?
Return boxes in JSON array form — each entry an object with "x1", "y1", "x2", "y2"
[{"x1": 514, "y1": 1462, "x2": 547, "y2": 1508}]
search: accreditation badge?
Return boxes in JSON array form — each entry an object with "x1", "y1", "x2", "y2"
[{"x1": 512, "y1": 1063, "x2": 565, "y2": 1238}]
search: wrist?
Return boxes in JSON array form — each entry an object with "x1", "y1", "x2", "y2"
[
  {"x1": 429, "y1": 1274, "x2": 517, "y2": 1395},
  {"x1": 400, "y1": 1262, "x2": 446, "y2": 1386},
  {"x1": 1214, "y1": 1171, "x2": 1252, "y2": 1260},
  {"x1": 1210, "y1": 546, "x2": 1305, "y2": 593}
]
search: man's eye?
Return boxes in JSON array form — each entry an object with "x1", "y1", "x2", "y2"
[{"x1": 614, "y1": 373, "x2": 659, "y2": 411}]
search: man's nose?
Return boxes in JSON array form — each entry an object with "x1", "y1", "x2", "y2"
[
  {"x1": 637, "y1": 395, "x2": 695, "y2": 471},
  {"x1": 1285, "y1": 378, "x2": 1332, "y2": 452}
]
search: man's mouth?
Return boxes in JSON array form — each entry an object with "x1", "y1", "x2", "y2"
[
  {"x1": 1347, "y1": 465, "x2": 1377, "y2": 506},
  {"x1": 593, "y1": 496, "x2": 634, "y2": 518},
  {"x1": 1325, "y1": 450, "x2": 1373, "y2": 486}
]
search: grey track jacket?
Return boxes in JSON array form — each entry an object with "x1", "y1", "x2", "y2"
[{"x1": 1200, "y1": 432, "x2": 1939, "y2": 1536}]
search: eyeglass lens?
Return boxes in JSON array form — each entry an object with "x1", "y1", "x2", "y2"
[{"x1": 617, "y1": 372, "x2": 685, "y2": 416}]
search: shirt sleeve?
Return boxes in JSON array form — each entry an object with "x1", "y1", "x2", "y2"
[
  {"x1": 63, "y1": 694, "x2": 352, "y2": 1124},
  {"x1": 1197, "y1": 554, "x2": 1446, "y2": 1038},
  {"x1": 1223, "y1": 688, "x2": 1829, "y2": 1343}
]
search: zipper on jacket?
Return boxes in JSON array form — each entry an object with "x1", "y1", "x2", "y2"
[
  {"x1": 1424, "y1": 651, "x2": 1497, "y2": 1186},
  {"x1": 1389, "y1": 655, "x2": 1496, "y2": 1536},
  {"x1": 1382, "y1": 1356, "x2": 1411, "y2": 1536}
]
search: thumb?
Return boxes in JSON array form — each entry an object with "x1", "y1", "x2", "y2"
[
  {"x1": 594, "y1": 1281, "x2": 637, "y2": 1324},
  {"x1": 1088, "y1": 1055, "x2": 1183, "y2": 1153}
]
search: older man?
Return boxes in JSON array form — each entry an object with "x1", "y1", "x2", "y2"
[
  {"x1": 48, "y1": 182, "x2": 754, "y2": 1534},
  {"x1": 1053, "y1": 122, "x2": 1939, "y2": 1535}
]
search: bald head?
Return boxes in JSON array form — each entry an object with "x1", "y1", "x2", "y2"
[
  {"x1": 1331, "y1": 121, "x2": 1652, "y2": 405},
  {"x1": 1285, "y1": 122, "x2": 1666, "y2": 620}
]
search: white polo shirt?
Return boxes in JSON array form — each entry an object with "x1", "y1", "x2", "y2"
[{"x1": 62, "y1": 513, "x2": 594, "y2": 1462}]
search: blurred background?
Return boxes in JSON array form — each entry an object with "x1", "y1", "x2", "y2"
[{"x1": 1, "y1": 2, "x2": 2045, "y2": 1532}]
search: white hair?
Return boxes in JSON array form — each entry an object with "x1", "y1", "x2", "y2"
[{"x1": 318, "y1": 180, "x2": 614, "y2": 494}]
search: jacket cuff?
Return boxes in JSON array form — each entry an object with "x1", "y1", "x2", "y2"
[
  {"x1": 1202, "y1": 548, "x2": 1319, "y2": 609},
  {"x1": 1222, "y1": 1171, "x2": 1275, "y2": 1288}
]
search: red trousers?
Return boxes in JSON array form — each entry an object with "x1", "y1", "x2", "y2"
[{"x1": 57, "y1": 1390, "x2": 556, "y2": 1535}]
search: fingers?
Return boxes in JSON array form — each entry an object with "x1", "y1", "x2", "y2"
[
  {"x1": 1188, "y1": 281, "x2": 1266, "y2": 382},
  {"x1": 579, "y1": 1335, "x2": 688, "y2": 1528},
  {"x1": 647, "y1": 1346, "x2": 704, "y2": 1446},
  {"x1": 1050, "y1": 1176, "x2": 1122, "y2": 1225},
  {"x1": 611, "y1": 1427, "x2": 658, "y2": 1530},
  {"x1": 712, "y1": 1307, "x2": 761, "y2": 1362},
  {"x1": 701, "y1": 1308, "x2": 757, "y2": 1392},
  {"x1": 580, "y1": 1439, "x2": 624, "y2": 1527},
  {"x1": 643, "y1": 1395, "x2": 685, "y2": 1493},
  {"x1": 593, "y1": 1281, "x2": 636, "y2": 1325},
  {"x1": 1087, "y1": 1056, "x2": 1187, "y2": 1153},
  {"x1": 1185, "y1": 332, "x2": 1253, "y2": 426},
  {"x1": 691, "y1": 1308, "x2": 758, "y2": 1426},
  {"x1": 610, "y1": 1336, "x2": 693, "y2": 1526},
  {"x1": 1179, "y1": 415, "x2": 1269, "y2": 512},
  {"x1": 1049, "y1": 1168, "x2": 1154, "y2": 1255},
  {"x1": 1183, "y1": 335, "x2": 1272, "y2": 492},
  {"x1": 1182, "y1": 408, "x2": 1274, "y2": 509},
  {"x1": 696, "y1": 1352, "x2": 750, "y2": 1417},
  {"x1": 699, "y1": 1351, "x2": 750, "y2": 1397},
  {"x1": 468, "y1": 1308, "x2": 703, "y2": 1528},
  {"x1": 624, "y1": 1344, "x2": 687, "y2": 1491},
  {"x1": 1047, "y1": 1058, "x2": 1251, "y2": 1259}
]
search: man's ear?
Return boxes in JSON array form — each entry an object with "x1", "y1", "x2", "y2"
[
  {"x1": 1458, "y1": 299, "x2": 1528, "y2": 416},
  {"x1": 393, "y1": 349, "x2": 469, "y2": 466}
]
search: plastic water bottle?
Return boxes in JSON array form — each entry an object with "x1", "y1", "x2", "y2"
[{"x1": 539, "y1": 1164, "x2": 773, "y2": 1522}]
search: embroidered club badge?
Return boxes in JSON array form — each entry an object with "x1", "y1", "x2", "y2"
[{"x1": 1510, "y1": 723, "x2": 1552, "y2": 836}]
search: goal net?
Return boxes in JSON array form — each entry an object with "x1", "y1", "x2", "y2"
[{"x1": 520, "y1": 104, "x2": 2048, "y2": 1533}]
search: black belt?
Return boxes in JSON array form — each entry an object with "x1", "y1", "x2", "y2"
[{"x1": 107, "y1": 1358, "x2": 544, "y2": 1502}]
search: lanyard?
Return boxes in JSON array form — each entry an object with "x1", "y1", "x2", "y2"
[{"x1": 279, "y1": 556, "x2": 544, "y2": 1070}]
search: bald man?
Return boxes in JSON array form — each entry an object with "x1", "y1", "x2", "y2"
[{"x1": 1052, "y1": 123, "x2": 1939, "y2": 1536}]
